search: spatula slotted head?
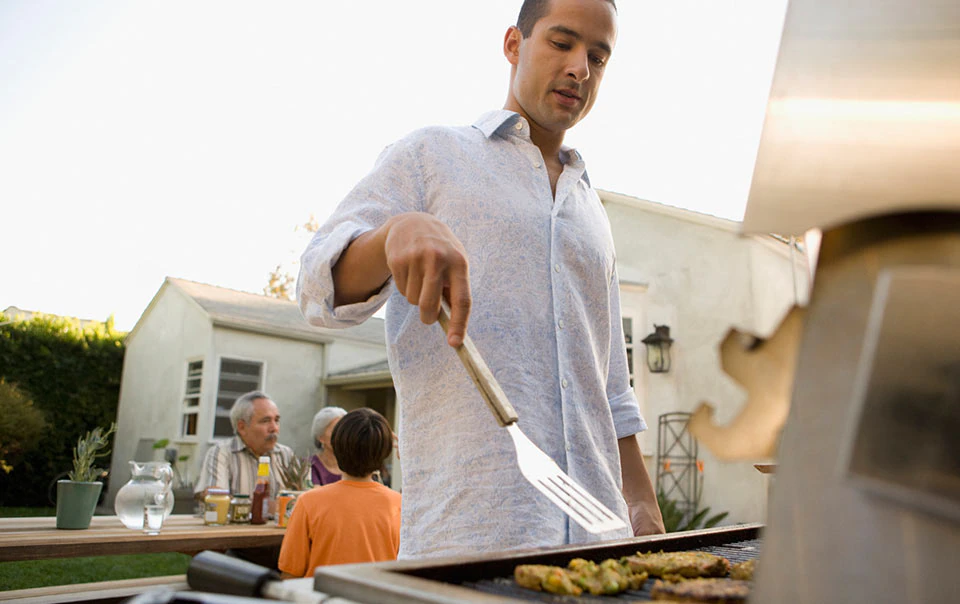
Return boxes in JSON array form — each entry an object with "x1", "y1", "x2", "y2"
[{"x1": 506, "y1": 424, "x2": 627, "y2": 535}]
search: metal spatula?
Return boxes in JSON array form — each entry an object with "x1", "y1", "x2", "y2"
[{"x1": 438, "y1": 301, "x2": 628, "y2": 535}]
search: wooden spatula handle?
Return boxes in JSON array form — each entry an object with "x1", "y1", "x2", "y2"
[{"x1": 438, "y1": 301, "x2": 519, "y2": 427}]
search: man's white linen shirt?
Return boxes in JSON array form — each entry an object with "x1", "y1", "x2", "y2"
[{"x1": 298, "y1": 110, "x2": 647, "y2": 560}]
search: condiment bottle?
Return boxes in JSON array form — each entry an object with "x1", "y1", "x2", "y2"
[
  {"x1": 203, "y1": 488, "x2": 231, "y2": 526},
  {"x1": 251, "y1": 456, "x2": 270, "y2": 525}
]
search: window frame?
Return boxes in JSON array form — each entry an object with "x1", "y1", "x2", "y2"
[{"x1": 211, "y1": 355, "x2": 266, "y2": 440}]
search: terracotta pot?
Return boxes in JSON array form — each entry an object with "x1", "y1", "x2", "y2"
[{"x1": 56, "y1": 480, "x2": 103, "y2": 530}]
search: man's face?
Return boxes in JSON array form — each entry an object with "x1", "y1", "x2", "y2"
[
  {"x1": 505, "y1": 0, "x2": 617, "y2": 134},
  {"x1": 237, "y1": 397, "x2": 280, "y2": 457}
]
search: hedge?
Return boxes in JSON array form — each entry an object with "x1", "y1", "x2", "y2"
[{"x1": 0, "y1": 312, "x2": 125, "y2": 506}]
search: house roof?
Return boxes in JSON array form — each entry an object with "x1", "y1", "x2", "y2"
[
  {"x1": 162, "y1": 277, "x2": 386, "y2": 346},
  {"x1": 598, "y1": 189, "x2": 741, "y2": 232},
  {"x1": 325, "y1": 359, "x2": 393, "y2": 389},
  {"x1": 599, "y1": 189, "x2": 805, "y2": 260}
]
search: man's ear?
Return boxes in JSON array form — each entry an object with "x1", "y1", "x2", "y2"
[{"x1": 503, "y1": 26, "x2": 522, "y2": 66}]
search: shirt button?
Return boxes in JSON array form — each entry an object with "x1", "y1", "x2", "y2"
[
  {"x1": 514, "y1": 121, "x2": 523, "y2": 130},
  {"x1": 565, "y1": 444, "x2": 572, "y2": 452},
  {"x1": 533, "y1": 161, "x2": 541, "y2": 168},
  {"x1": 561, "y1": 378, "x2": 568, "y2": 389},
  {"x1": 558, "y1": 319, "x2": 565, "y2": 329},
  {"x1": 554, "y1": 264, "x2": 561, "y2": 273}
]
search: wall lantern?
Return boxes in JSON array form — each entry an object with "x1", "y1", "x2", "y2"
[{"x1": 641, "y1": 325, "x2": 673, "y2": 373}]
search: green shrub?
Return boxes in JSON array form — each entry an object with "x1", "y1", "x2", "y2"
[
  {"x1": 0, "y1": 312, "x2": 125, "y2": 506},
  {"x1": 0, "y1": 380, "x2": 48, "y2": 472},
  {"x1": 657, "y1": 489, "x2": 729, "y2": 533}
]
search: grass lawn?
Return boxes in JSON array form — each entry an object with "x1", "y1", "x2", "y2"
[{"x1": 0, "y1": 507, "x2": 191, "y2": 591}]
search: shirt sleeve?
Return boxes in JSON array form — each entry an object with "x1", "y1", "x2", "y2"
[
  {"x1": 606, "y1": 265, "x2": 647, "y2": 439},
  {"x1": 297, "y1": 135, "x2": 426, "y2": 329},
  {"x1": 193, "y1": 443, "x2": 229, "y2": 495},
  {"x1": 278, "y1": 493, "x2": 312, "y2": 578}
]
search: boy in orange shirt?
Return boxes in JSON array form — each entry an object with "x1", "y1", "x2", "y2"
[{"x1": 278, "y1": 408, "x2": 401, "y2": 577}]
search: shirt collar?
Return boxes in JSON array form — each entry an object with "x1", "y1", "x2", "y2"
[
  {"x1": 229, "y1": 435, "x2": 250, "y2": 454},
  {"x1": 472, "y1": 110, "x2": 589, "y2": 180}
]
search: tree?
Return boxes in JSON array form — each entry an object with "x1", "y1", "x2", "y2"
[
  {"x1": 0, "y1": 380, "x2": 48, "y2": 473},
  {"x1": 0, "y1": 311, "x2": 124, "y2": 505},
  {"x1": 263, "y1": 266, "x2": 295, "y2": 300},
  {"x1": 263, "y1": 214, "x2": 320, "y2": 300}
]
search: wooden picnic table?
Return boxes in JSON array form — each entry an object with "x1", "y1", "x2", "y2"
[{"x1": 0, "y1": 514, "x2": 286, "y2": 562}]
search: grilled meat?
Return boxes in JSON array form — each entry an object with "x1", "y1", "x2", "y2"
[
  {"x1": 515, "y1": 557, "x2": 648, "y2": 597},
  {"x1": 651, "y1": 577, "x2": 751, "y2": 603},
  {"x1": 514, "y1": 564, "x2": 582, "y2": 596},
  {"x1": 622, "y1": 551, "x2": 731, "y2": 579},
  {"x1": 728, "y1": 559, "x2": 755, "y2": 581}
]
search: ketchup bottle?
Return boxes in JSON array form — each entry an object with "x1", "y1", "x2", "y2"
[{"x1": 251, "y1": 456, "x2": 270, "y2": 525}]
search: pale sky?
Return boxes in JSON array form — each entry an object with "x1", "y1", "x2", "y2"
[{"x1": 0, "y1": 0, "x2": 788, "y2": 331}]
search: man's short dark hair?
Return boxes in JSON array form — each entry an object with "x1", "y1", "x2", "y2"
[
  {"x1": 331, "y1": 408, "x2": 393, "y2": 478},
  {"x1": 516, "y1": 0, "x2": 618, "y2": 38}
]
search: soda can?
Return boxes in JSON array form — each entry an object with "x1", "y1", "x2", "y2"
[{"x1": 277, "y1": 491, "x2": 299, "y2": 527}]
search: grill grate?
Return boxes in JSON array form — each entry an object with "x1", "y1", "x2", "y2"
[{"x1": 461, "y1": 539, "x2": 761, "y2": 602}]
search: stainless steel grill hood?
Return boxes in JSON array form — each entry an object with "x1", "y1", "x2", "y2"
[{"x1": 742, "y1": 0, "x2": 960, "y2": 236}]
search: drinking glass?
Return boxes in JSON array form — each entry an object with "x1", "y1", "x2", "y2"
[{"x1": 143, "y1": 504, "x2": 165, "y2": 535}]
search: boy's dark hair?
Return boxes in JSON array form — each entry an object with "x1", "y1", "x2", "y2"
[
  {"x1": 516, "y1": 0, "x2": 618, "y2": 38},
  {"x1": 331, "y1": 408, "x2": 393, "y2": 478}
]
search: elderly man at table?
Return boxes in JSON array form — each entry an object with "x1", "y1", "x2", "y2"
[{"x1": 194, "y1": 391, "x2": 294, "y2": 500}]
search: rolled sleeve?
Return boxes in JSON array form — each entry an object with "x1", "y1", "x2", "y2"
[
  {"x1": 609, "y1": 388, "x2": 647, "y2": 439},
  {"x1": 297, "y1": 221, "x2": 394, "y2": 329},
  {"x1": 296, "y1": 135, "x2": 425, "y2": 329}
]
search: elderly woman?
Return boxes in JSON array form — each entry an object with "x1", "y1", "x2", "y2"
[{"x1": 311, "y1": 406, "x2": 347, "y2": 486}]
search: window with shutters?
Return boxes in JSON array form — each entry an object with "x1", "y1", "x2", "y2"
[
  {"x1": 180, "y1": 359, "x2": 203, "y2": 437},
  {"x1": 213, "y1": 358, "x2": 264, "y2": 438}
]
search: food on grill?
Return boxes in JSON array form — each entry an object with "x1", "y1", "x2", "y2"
[
  {"x1": 621, "y1": 551, "x2": 731, "y2": 579},
  {"x1": 515, "y1": 564, "x2": 582, "y2": 596},
  {"x1": 514, "y1": 557, "x2": 648, "y2": 597},
  {"x1": 729, "y1": 559, "x2": 756, "y2": 581},
  {"x1": 650, "y1": 577, "x2": 751, "y2": 603}
]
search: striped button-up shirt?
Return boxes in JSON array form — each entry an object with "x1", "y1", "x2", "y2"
[
  {"x1": 194, "y1": 436, "x2": 294, "y2": 497},
  {"x1": 298, "y1": 110, "x2": 646, "y2": 559}
]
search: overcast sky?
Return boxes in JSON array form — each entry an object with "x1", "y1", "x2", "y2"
[{"x1": 0, "y1": 0, "x2": 789, "y2": 330}]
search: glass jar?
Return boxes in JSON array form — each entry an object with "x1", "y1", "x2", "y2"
[
  {"x1": 229, "y1": 494, "x2": 252, "y2": 524},
  {"x1": 203, "y1": 488, "x2": 231, "y2": 526},
  {"x1": 114, "y1": 461, "x2": 175, "y2": 529}
]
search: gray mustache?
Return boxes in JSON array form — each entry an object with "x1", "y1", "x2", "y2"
[{"x1": 266, "y1": 434, "x2": 278, "y2": 442}]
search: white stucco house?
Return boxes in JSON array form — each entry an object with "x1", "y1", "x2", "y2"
[
  {"x1": 106, "y1": 277, "x2": 394, "y2": 505},
  {"x1": 107, "y1": 191, "x2": 809, "y2": 525},
  {"x1": 602, "y1": 190, "x2": 809, "y2": 527}
]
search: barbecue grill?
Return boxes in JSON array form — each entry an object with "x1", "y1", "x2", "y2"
[{"x1": 313, "y1": 524, "x2": 762, "y2": 603}]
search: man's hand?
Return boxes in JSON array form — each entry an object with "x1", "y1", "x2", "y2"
[{"x1": 332, "y1": 212, "x2": 471, "y2": 347}]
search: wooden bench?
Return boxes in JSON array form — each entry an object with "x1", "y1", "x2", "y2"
[{"x1": 0, "y1": 574, "x2": 188, "y2": 604}]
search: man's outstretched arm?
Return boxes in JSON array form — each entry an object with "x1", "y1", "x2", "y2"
[{"x1": 332, "y1": 212, "x2": 472, "y2": 348}]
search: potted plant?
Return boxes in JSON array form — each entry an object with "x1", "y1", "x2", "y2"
[
  {"x1": 277, "y1": 456, "x2": 310, "y2": 526},
  {"x1": 279, "y1": 455, "x2": 310, "y2": 492},
  {"x1": 56, "y1": 422, "x2": 117, "y2": 529}
]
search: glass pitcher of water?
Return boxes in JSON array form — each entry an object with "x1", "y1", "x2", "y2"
[{"x1": 114, "y1": 461, "x2": 175, "y2": 529}]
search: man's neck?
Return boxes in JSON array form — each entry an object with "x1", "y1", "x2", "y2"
[
  {"x1": 527, "y1": 121, "x2": 565, "y2": 164},
  {"x1": 502, "y1": 101, "x2": 565, "y2": 163}
]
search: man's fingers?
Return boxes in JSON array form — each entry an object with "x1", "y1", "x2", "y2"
[
  {"x1": 403, "y1": 267, "x2": 424, "y2": 308},
  {"x1": 418, "y1": 272, "x2": 443, "y2": 326},
  {"x1": 444, "y1": 275, "x2": 471, "y2": 348}
]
